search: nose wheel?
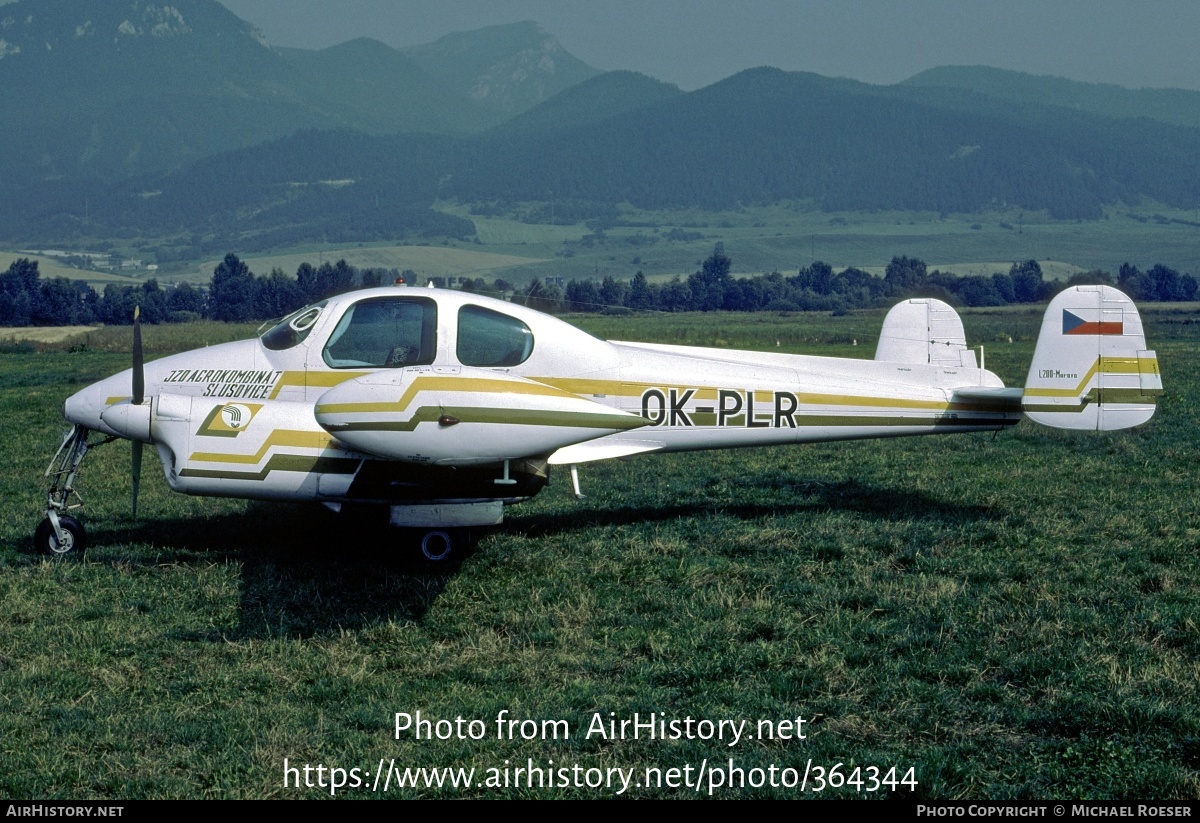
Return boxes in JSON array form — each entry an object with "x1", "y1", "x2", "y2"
[{"x1": 34, "y1": 514, "x2": 87, "y2": 558}]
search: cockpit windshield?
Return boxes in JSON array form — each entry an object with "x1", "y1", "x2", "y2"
[{"x1": 259, "y1": 301, "x2": 326, "y2": 351}]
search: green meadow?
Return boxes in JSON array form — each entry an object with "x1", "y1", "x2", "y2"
[
  {"x1": 452, "y1": 203, "x2": 1200, "y2": 284},
  {"x1": 12, "y1": 203, "x2": 1200, "y2": 290},
  {"x1": 0, "y1": 305, "x2": 1197, "y2": 798},
  {"x1": 0, "y1": 252, "x2": 144, "y2": 288}
]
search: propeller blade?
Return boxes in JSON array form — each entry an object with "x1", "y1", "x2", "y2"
[
  {"x1": 132, "y1": 304, "x2": 144, "y2": 517},
  {"x1": 132, "y1": 440, "x2": 142, "y2": 518},
  {"x1": 132, "y1": 304, "x2": 144, "y2": 406}
]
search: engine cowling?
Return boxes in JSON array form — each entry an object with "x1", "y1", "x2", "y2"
[{"x1": 314, "y1": 367, "x2": 647, "y2": 466}]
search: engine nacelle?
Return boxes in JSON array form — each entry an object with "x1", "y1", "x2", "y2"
[
  {"x1": 313, "y1": 367, "x2": 647, "y2": 466},
  {"x1": 99, "y1": 398, "x2": 152, "y2": 442}
]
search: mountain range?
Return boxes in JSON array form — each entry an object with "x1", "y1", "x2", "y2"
[{"x1": 2, "y1": 0, "x2": 1198, "y2": 249}]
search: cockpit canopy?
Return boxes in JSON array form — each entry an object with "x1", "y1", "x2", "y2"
[
  {"x1": 323, "y1": 296, "x2": 438, "y2": 368},
  {"x1": 258, "y1": 291, "x2": 539, "y2": 370}
]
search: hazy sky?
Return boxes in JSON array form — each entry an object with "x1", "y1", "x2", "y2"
[{"x1": 218, "y1": 0, "x2": 1200, "y2": 92}]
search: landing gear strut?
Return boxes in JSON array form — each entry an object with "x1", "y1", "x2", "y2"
[{"x1": 35, "y1": 425, "x2": 97, "y2": 559}]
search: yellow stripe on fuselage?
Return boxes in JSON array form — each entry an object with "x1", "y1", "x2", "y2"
[
  {"x1": 268, "y1": 370, "x2": 370, "y2": 399},
  {"x1": 314, "y1": 375, "x2": 585, "y2": 415},
  {"x1": 533, "y1": 376, "x2": 979, "y2": 413},
  {"x1": 1023, "y1": 356, "x2": 1158, "y2": 398},
  {"x1": 190, "y1": 430, "x2": 334, "y2": 464},
  {"x1": 275, "y1": 370, "x2": 1001, "y2": 415},
  {"x1": 532, "y1": 377, "x2": 720, "y2": 402}
]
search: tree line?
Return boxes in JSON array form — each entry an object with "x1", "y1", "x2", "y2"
[
  {"x1": 0, "y1": 255, "x2": 416, "y2": 327},
  {"x1": 558, "y1": 248, "x2": 1198, "y2": 314},
  {"x1": 2, "y1": 249, "x2": 1197, "y2": 328}
]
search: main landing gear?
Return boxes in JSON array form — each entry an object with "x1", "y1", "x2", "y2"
[
  {"x1": 35, "y1": 425, "x2": 104, "y2": 559},
  {"x1": 415, "y1": 528, "x2": 470, "y2": 564},
  {"x1": 332, "y1": 503, "x2": 473, "y2": 566}
]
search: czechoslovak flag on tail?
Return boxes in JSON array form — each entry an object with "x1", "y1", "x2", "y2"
[{"x1": 1062, "y1": 309, "x2": 1123, "y2": 336}]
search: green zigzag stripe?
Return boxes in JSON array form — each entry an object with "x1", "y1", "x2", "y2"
[
  {"x1": 327, "y1": 408, "x2": 1017, "y2": 433},
  {"x1": 321, "y1": 405, "x2": 646, "y2": 433},
  {"x1": 179, "y1": 417, "x2": 1018, "y2": 483},
  {"x1": 781, "y1": 414, "x2": 1018, "y2": 429},
  {"x1": 179, "y1": 455, "x2": 359, "y2": 482},
  {"x1": 1022, "y1": 387, "x2": 1162, "y2": 414}
]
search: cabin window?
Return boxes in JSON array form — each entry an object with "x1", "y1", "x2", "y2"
[
  {"x1": 259, "y1": 301, "x2": 326, "y2": 351},
  {"x1": 322, "y1": 297, "x2": 437, "y2": 368},
  {"x1": 457, "y1": 305, "x2": 534, "y2": 367}
]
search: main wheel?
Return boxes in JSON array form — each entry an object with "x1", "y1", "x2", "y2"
[
  {"x1": 419, "y1": 529, "x2": 455, "y2": 563},
  {"x1": 34, "y1": 515, "x2": 87, "y2": 559}
]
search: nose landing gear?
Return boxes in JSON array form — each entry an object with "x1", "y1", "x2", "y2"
[{"x1": 35, "y1": 425, "x2": 96, "y2": 559}]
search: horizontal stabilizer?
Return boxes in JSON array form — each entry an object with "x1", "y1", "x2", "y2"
[
  {"x1": 1023, "y1": 286, "x2": 1162, "y2": 431},
  {"x1": 949, "y1": 387, "x2": 1024, "y2": 415}
]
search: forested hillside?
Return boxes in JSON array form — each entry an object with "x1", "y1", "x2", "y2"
[
  {"x1": 2, "y1": 2, "x2": 1199, "y2": 252},
  {"x1": 903, "y1": 66, "x2": 1200, "y2": 128},
  {"x1": 0, "y1": 0, "x2": 589, "y2": 195},
  {"x1": 448, "y1": 68, "x2": 1200, "y2": 218}
]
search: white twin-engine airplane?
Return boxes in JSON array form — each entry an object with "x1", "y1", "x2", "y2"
[{"x1": 38, "y1": 283, "x2": 1161, "y2": 562}]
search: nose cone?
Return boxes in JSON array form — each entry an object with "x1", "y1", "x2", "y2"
[{"x1": 63, "y1": 370, "x2": 133, "y2": 437}]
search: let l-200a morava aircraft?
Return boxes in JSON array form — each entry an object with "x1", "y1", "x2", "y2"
[{"x1": 37, "y1": 283, "x2": 1161, "y2": 562}]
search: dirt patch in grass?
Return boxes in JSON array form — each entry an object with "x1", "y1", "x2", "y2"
[{"x1": 0, "y1": 326, "x2": 102, "y2": 344}]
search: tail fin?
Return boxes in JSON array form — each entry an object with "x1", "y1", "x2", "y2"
[
  {"x1": 1023, "y1": 286, "x2": 1162, "y2": 431},
  {"x1": 875, "y1": 298, "x2": 978, "y2": 367}
]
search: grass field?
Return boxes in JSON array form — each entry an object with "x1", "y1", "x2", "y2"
[{"x1": 0, "y1": 305, "x2": 1197, "y2": 799}]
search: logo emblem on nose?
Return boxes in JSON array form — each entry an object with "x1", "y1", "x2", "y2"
[
  {"x1": 197, "y1": 403, "x2": 263, "y2": 437},
  {"x1": 221, "y1": 404, "x2": 250, "y2": 429}
]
